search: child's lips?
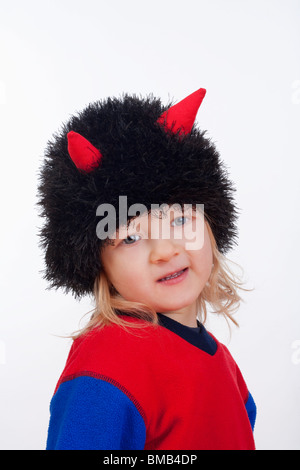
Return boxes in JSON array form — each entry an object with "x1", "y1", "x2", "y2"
[
  {"x1": 156, "y1": 267, "x2": 189, "y2": 285},
  {"x1": 156, "y1": 267, "x2": 188, "y2": 282}
]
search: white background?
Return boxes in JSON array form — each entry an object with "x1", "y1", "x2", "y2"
[{"x1": 0, "y1": 0, "x2": 299, "y2": 450}]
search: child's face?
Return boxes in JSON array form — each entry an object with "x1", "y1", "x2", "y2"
[{"x1": 100, "y1": 207, "x2": 213, "y2": 319}]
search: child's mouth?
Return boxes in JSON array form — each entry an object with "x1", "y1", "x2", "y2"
[{"x1": 157, "y1": 267, "x2": 189, "y2": 285}]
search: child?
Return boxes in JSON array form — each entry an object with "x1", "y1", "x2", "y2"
[{"x1": 37, "y1": 88, "x2": 256, "y2": 450}]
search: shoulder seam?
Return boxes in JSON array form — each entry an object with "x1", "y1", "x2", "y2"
[{"x1": 56, "y1": 370, "x2": 147, "y2": 424}]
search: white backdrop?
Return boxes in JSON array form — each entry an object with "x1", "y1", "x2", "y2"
[{"x1": 0, "y1": 0, "x2": 299, "y2": 450}]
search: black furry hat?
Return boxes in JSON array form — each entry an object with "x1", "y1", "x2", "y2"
[{"x1": 37, "y1": 88, "x2": 238, "y2": 299}]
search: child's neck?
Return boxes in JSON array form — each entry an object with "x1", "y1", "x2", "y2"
[{"x1": 159, "y1": 304, "x2": 198, "y2": 328}]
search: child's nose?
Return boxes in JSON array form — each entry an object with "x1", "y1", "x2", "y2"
[{"x1": 149, "y1": 238, "x2": 181, "y2": 263}]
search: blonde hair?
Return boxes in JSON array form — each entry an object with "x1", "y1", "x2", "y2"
[{"x1": 71, "y1": 219, "x2": 251, "y2": 339}]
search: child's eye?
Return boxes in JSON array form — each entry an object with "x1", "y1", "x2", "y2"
[
  {"x1": 122, "y1": 234, "x2": 141, "y2": 245},
  {"x1": 172, "y1": 216, "x2": 189, "y2": 226},
  {"x1": 120, "y1": 216, "x2": 190, "y2": 245}
]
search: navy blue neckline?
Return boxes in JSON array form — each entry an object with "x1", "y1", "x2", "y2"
[{"x1": 157, "y1": 313, "x2": 217, "y2": 356}]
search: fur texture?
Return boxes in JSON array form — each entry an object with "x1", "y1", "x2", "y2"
[{"x1": 37, "y1": 93, "x2": 239, "y2": 298}]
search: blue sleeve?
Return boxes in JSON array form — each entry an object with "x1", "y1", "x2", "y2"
[
  {"x1": 46, "y1": 375, "x2": 146, "y2": 450},
  {"x1": 245, "y1": 392, "x2": 257, "y2": 431}
]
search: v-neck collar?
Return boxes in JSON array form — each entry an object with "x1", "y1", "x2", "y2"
[{"x1": 157, "y1": 312, "x2": 217, "y2": 356}]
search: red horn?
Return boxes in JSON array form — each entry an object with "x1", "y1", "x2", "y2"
[
  {"x1": 67, "y1": 131, "x2": 103, "y2": 172},
  {"x1": 157, "y1": 88, "x2": 206, "y2": 136}
]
